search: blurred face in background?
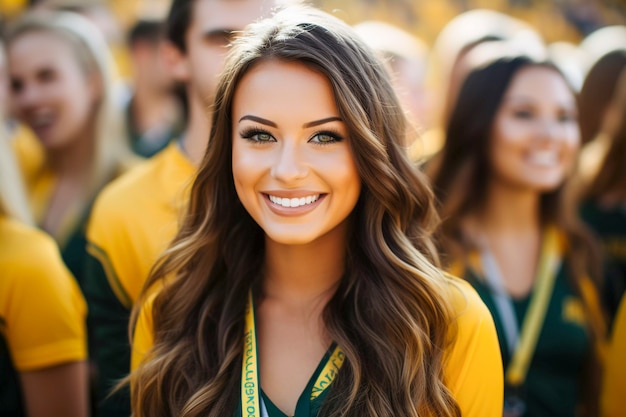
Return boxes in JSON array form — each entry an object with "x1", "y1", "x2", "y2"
[
  {"x1": 131, "y1": 37, "x2": 175, "y2": 94},
  {"x1": 489, "y1": 65, "x2": 580, "y2": 193},
  {"x1": 174, "y1": 0, "x2": 277, "y2": 107},
  {"x1": 8, "y1": 31, "x2": 100, "y2": 151}
]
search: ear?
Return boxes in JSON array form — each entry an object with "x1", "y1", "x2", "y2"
[{"x1": 161, "y1": 40, "x2": 189, "y2": 82}]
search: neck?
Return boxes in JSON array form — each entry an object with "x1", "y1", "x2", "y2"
[
  {"x1": 180, "y1": 88, "x2": 211, "y2": 166},
  {"x1": 472, "y1": 179, "x2": 542, "y2": 238},
  {"x1": 262, "y1": 226, "x2": 347, "y2": 314},
  {"x1": 46, "y1": 129, "x2": 96, "y2": 179}
]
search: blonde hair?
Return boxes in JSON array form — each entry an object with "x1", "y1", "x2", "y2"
[
  {"x1": 4, "y1": 10, "x2": 132, "y2": 202},
  {"x1": 0, "y1": 127, "x2": 33, "y2": 224},
  {"x1": 131, "y1": 6, "x2": 459, "y2": 417}
]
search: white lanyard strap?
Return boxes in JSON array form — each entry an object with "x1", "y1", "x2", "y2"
[
  {"x1": 479, "y1": 227, "x2": 562, "y2": 386},
  {"x1": 481, "y1": 249, "x2": 520, "y2": 356}
]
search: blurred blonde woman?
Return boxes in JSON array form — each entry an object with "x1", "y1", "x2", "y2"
[
  {"x1": 5, "y1": 10, "x2": 133, "y2": 287},
  {"x1": 0, "y1": 129, "x2": 88, "y2": 417}
]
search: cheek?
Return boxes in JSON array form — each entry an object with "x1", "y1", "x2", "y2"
[
  {"x1": 191, "y1": 47, "x2": 228, "y2": 85},
  {"x1": 326, "y1": 152, "x2": 361, "y2": 205},
  {"x1": 562, "y1": 128, "x2": 581, "y2": 168},
  {"x1": 231, "y1": 144, "x2": 249, "y2": 194},
  {"x1": 489, "y1": 128, "x2": 522, "y2": 167},
  {"x1": 231, "y1": 143, "x2": 265, "y2": 204}
]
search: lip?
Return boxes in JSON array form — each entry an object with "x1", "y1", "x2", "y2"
[
  {"x1": 262, "y1": 192, "x2": 326, "y2": 217},
  {"x1": 26, "y1": 112, "x2": 56, "y2": 141},
  {"x1": 524, "y1": 151, "x2": 560, "y2": 168}
]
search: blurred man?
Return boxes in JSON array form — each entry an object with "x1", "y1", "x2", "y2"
[
  {"x1": 83, "y1": 1, "x2": 287, "y2": 416},
  {"x1": 124, "y1": 19, "x2": 184, "y2": 156}
]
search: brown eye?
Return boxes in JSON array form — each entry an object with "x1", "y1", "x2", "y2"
[{"x1": 512, "y1": 110, "x2": 533, "y2": 119}]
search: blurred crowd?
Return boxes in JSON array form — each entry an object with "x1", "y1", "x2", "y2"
[{"x1": 1, "y1": 0, "x2": 626, "y2": 416}]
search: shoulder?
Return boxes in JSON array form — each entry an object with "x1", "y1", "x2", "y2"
[
  {"x1": 94, "y1": 154, "x2": 164, "y2": 212},
  {"x1": 441, "y1": 275, "x2": 504, "y2": 417},
  {"x1": 0, "y1": 217, "x2": 69, "y2": 277},
  {"x1": 90, "y1": 143, "x2": 190, "y2": 222},
  {"x1": 0, "y1": 218, "x2": 86, "y2": 371},
  {"x1": 444, "y1": 274, "x2": 493, "y2": 326},
  {"x1": 88, "y1": 146, "x2": 175, "y2": 234},
  {"x1": 602, "y1": 295, "x2": 626, "y2": 417}
]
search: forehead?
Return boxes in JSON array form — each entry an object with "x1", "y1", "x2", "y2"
[
  {"x1": 8, "y1": 30, "x2": 78, "y2": 72},
  {"x1": 504, "y1": 65, "x2": 573, "y2": 102},
  {"x1": 232, "y1": 60, "x2": 339, "y2": 120},
  {"x1": 191, "y1": 0, "x2": 278, "y2": 32}
]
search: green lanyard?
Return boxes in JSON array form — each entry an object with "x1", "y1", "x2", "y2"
[{"x1": 241, "y1": 291, "x2": 345, "y2": 417}]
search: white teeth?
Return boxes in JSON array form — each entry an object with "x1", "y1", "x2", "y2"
[
  {"x1": 269, "y1": 194, "x2": 320, "y2": 208},
  {"x1": 527, "y1": 151, "x2": 558, "y2": 166}
]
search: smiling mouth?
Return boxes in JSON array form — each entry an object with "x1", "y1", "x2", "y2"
[
  {"x1": 526, "y1": 151, "x2": 559, "y2": 167},
  {"x1": 267, "y1": 194, "x2": 321, "y2": 208}
]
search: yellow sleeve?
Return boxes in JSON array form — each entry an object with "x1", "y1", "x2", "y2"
[
  {"x1": 3, "y1": 228, "x2": 87, "y2": 371},
  {"x1": 602, "y1": 295, "x2": 626, "y2": 417},
  {"x1": 444, "y1": 279, "x2": 504, "y2": 416},
  {"x1": 131, "y1": 293, "x2": 155, "y2": 371},
  {"x1": 87, "y1": 182, "x2": 141, "y2": 309}
]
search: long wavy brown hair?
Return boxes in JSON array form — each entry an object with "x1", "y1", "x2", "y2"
[
  {"x1": 428, "y1": 55, "x2": 604, "y2": 416},
  {"x1": 130, "y1": 7, "x2": 460, "y2": 417}
]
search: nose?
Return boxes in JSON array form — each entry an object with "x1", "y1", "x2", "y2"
[
  {"x1": 537, "y1": 117, "x2": 564, "y2": 142},
  {"x1": 270, "y1": 140, "x2": 308, "y2": 183}
]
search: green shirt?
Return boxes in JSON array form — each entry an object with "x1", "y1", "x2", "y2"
[
  {"x1": 465, "y1": 263, "x2": 591, "y2": 417},
  {"x1": 580, "y1": 200, "x2": 626, "y2": 320},
  {"x1": 235, "y1": 345, "x2": 336, "y2": 417}
]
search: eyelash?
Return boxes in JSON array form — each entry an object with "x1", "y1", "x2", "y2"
[
  {"x1": 240, "y1": 126, "x2": 274, "y2": 143},
  {"x1": 239, "y1": 126, "x2": 345, "y2": 146}
]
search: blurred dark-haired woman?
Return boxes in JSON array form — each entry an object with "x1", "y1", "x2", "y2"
[{"x1": 428, "y1": 53, "x2": 606, "y2": 417}]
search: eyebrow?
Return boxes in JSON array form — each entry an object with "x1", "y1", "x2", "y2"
[
  {"x1": 238, "y1": 115, "x2": 343, "y2": 128},
  {"x1": 504, "y1": 96, "x2": 576, "y2": 107},
  {"x1": 202, "y1": 28, "x2": 236, "y2": 40}
]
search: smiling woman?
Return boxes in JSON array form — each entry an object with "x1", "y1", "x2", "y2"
[
  {"x1": 129, "y1": 6, "x2": 502, "y2": 417},
  {"x1": 428, "y1": 54, "x2": 606, "y2": 417},
  {"x1": 232, "y1": 60, "x2": 360, "y2": 246},
  {"x1": 4, "y1": 10, "x2": 133, "y2": 288}
]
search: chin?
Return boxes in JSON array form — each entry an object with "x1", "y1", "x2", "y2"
[
  {"x1": 266, "y1": 235, "x2": 318, "y2": 246},
  {"x1": 263, "y1": 227, "x2": 324, "y2": 246},
  {"x1": 528, "y1": 179, "x2": 565, "y2": 193}
]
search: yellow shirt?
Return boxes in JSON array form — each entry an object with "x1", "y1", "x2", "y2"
[
  {"x1": 602, "y1": 295, "x2": 626, "y2": 417},
  {"x1": 86, "y1": 141, "x2": 195, "y2": 307},
  {"x1": 132, "y1": 277, "x2": 503, "y2": 417},
  {"x1": 0, "y1": 215, "x2": 87, "y2": 371},
  {"x1": 12, "y1": 123, "x2": 87, "y2": 247},
  {"x1": 10, "y1": 122, "x2": 44, "y2": 183}
]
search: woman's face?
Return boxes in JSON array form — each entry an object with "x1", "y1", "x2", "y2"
[
  {"x1": 8, "y1": 31, "x2": 100, "y2": 151},
  {"x1": 232, "y1": 60, "x2": 361, "y2": 246},
  {"x1": 489, "y1": 65, "x2": 580, "y2": 193}
]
